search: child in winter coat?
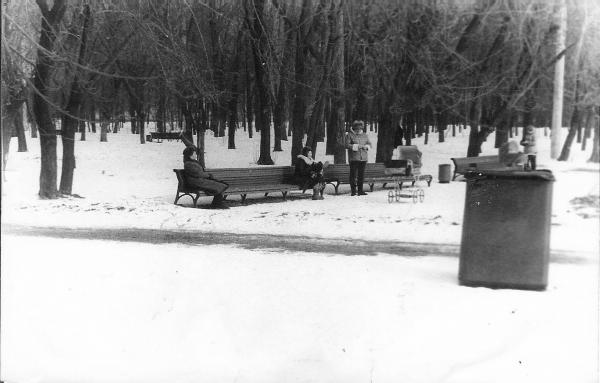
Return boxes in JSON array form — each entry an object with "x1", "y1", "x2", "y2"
[
  {"x1": 520, "y1": 125, "x2": 537, "y2": 170},
  {"x1": 295, "y1": 146, "x2": 327, "y2": 200}
]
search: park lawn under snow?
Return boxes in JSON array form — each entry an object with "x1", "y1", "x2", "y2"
[
  {"x1": 1, "y1": 126, "x2": 599, "y2": 253},
  {"x1": 1, "y1": 126, "x2": 599, "y2": 383}
]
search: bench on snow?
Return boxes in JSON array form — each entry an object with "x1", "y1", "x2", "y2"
[
  {"x1": 173, "y1": 167, "x2": 304, "y2": 206},
  {"x1": 149, "y1": 132, "x2": 182, "y2": 142},
  {"x1": 323, "y1": 163, "x2": 433, "y2": 195},
  {"x1": 450, "y1": 155, "x2": 525, "y2": 181}
]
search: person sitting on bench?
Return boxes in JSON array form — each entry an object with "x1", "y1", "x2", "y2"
[
  {"x1": 182, "y1": 147, "x2": 229, "y2": 209},
  {"x1": 295, "y1": 146, "x2": 327, "y2": 200}
]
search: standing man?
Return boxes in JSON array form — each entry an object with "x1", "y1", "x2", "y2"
[{"x1": 345, "y1": 120, "x2": 372, "y2": 196}]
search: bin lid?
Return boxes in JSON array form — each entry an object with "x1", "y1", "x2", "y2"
[{"x1": 465, "y1": 169, "x2": 555, "y2": 181}]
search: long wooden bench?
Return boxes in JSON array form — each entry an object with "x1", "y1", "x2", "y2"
[
  {"x1": 174, "y1": 166, "x2": 301, "y2": 206},
  {"x1": 150, "y1": 132, "x2": 182, "y2": 142},
  {"x1": 323, "y1": 163, "x2": 433, "y2": 194},
  {"x1": 450, "y1": 155, "x2": 524, "y2": 180}
]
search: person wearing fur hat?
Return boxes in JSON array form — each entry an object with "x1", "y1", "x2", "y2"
[
  {"x1": 182, "y1": 146, "x2": 229, "y2": 209},
  {"x1": 520, "y1": 125, "x2": 538, "y2": 170},
  {"x1": 345, "y1": 120, "x2": 372, "y2": 196},
  {"x1": 295, "y1": 146, "x2": 326, "y2": 200}
]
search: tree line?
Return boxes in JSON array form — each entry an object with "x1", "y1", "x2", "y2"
[{"x1": 2, "y1": 0, "x2": 599, "y2": 199}]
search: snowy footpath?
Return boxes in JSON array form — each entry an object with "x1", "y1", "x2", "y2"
[{"x1": 1, "y1": 129, "x2": 599, "y2": 382}]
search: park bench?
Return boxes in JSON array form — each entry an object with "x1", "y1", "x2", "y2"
[
  {"x1": 450, "y1": 155, "x2": 525, "y2": 181},
  {"x1": 323, "y1": 163, "x2": 433, "y2": 194},
  {"x1": 150, "y1": 132, "x2": 182, "y2": 142},
  {"x1": 173, "y1": 166, "x2": 303, "y2": 206}
]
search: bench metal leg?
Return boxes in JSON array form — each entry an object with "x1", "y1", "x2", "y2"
[
  {"x1": 193, "y1": 194, "x2": 200, "y2": 208},
  {"x1": 369, "y1": 183, "x2": 374, "y2": 192},
  {"x1": 241, "y1": 194, "x2": 247, "y2": 204},
  {"x1": 174, "y1": 192, "x2": 181, "y2": 205},
  {"x1": 264, "y1": 192, "x2": 269, "y2": 197},
  {"x1": 282, "y1": 191, "x2": 288, "y2": 200}
]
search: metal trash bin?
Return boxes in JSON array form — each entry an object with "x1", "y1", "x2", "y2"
[
  {"x1": 459, "y1": 170, "x2": 555, "y2": 290},
  {"x1": 439, "y1": 164, "x2": 452, "y2": 183}
]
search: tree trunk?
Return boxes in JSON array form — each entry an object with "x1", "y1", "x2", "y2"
[
  {"x1": 273, "y1": 4, "x2": 294, "y2": 152},
  {"x1": 437, "y1": 111, "x2": 447, "y2": 143},
  {"x1": 249, "y1": 0, "x2": 274, "y2": 165},
  {"x1": 1, "y1": 103, "x2": 22, "y2": 174},
  {"x1": 329, "y1": 0, "x2": 346, "y2": 164},
  {"x1": 138, "y1": 111, "x2": 146, "y2": 144},
  {"x1": 558, "y1": 106, "x2": 585, "y2": 161},
  {"x1": 558, "y1": 9, "x2": 587, "y2": 161},
  {"x1": 290, "y1": 0, "x2": 312, "y2": 165},
  {"x1": 227, "y1": 102, "x2": 238, "y2": 150},
  {"x1": 550, "y1": 0, "x2": 567, "y2": 159},
  {"x1": 26, "y1": 90, "x2": 38, "y2": 138},
  {"x1": 60, "y1": 4, "x2": 90, "y2": 195},
  {"x1": 157, "y1": 87, "x2": 166, "y2": 133},
  {"x1": 404, "y1": 112, "x2": 414, "y2": 146},
  {"x1": 15, "y1": 106, "x2": 27, "y2": 152},
  {"x1": 33, "y1": 0, "x2": 67, "y2": 199},
  {"x1": 589, "y1": 110, "x2": 599, "y2": 163}
]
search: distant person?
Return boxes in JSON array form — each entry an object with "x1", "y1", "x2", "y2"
[
  {"x1": 499, "y1": 140, "x2": 526, "y2": 168},
  {"x1": 295, "y1": 146, "x2": 327, "y2": 200},
  {"x1": 182, "y1": 146, "x2": 229, "y2": 209},
  {"x1": 345, "y1": 120, "x2": 372, "y2": 196},
  {"x1": 520, "y1": 125, "x2": 537, "y2": 170},
  {"x1": 394, "y1": 123, "x2": 404, "y2": 146}
]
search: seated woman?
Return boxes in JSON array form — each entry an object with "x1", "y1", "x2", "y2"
[
  {"x1": 182, "y1": 146, "x2": 229, "y2": 209},
  {"x1": 295, "y1": 146, "x2": 326, "y2": 200}
]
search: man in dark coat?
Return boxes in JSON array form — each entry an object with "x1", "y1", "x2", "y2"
[{"x1": 182, "y1": 147, "x2": 229, "y2": 209}]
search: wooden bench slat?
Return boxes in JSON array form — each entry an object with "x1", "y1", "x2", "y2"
[
  {"x1": 323, "y1": 163, "x2": 432, "y2": 193},
  {"x1": 173, "y1": 167, "x2": 299, "y2": 206}
]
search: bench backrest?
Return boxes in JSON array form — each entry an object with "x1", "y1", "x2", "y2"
[
  {"x1": 451, "y1": 155, "x2": 499, "y2": 168},
  {"x1": 205, "y1": 166, "x2": 295, "y2": 185},
  {"x1": 323, "y1": 164, "x2": 350, "y2": 179},
  {"x1": 175, "y1": 166, "x2": 296, "y2": 189},
  {"x1": 364, "y1": 163, "x2": 387, "y2": 178},
  {"x1": 152, "y1": 132, "x2": 181, "y2": 139},
  {"x1": 323, "y1": 163, "x2": 390, "y2": 180}
]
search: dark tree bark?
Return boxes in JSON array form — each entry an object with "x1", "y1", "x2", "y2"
[
  {"x1": 290, "y1": 0, "x2": 312, "y2": 165},
  {"x1": 26, "y1": 90, "x2": 38, "y2": 138},
  {"x1": 32, "y1": 0, "x2": 67, "y2": 199},
  {"x1": 589, "y1": 108, "x2": 599, "y2": 163},
  {"x1": 273, "y1": 1, "x2": 294, "y2": 152},
  {"x1": 248, "y1": 0, "x2": 274, "y2": 165},
  {"x1": 156, "y1": 89, "x2": 166, "y2": 133},
  {"x1": 329, "y1": 0, "x2": 346, "y2": 164},
  {"x1": 227, "y1": 33, "x2": 242, "y2": 150},
  {"x1": 15, "y1": 106, "x2": 27, "y2": 152},
  {"x1": 60, "y1": 4, "x2": 91, "y2": 195}
]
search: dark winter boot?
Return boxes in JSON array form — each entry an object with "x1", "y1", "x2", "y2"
[
  {"x1": 211, "y1": 194, "x2": 229, "y2": 209},
  {"x1": 312, "y1": 187, "x2": 323, "y2": 200}
]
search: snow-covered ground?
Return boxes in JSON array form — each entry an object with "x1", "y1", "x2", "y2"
[{"x1": 1, "y1": 126, "x2": 599, "y2": 382}]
